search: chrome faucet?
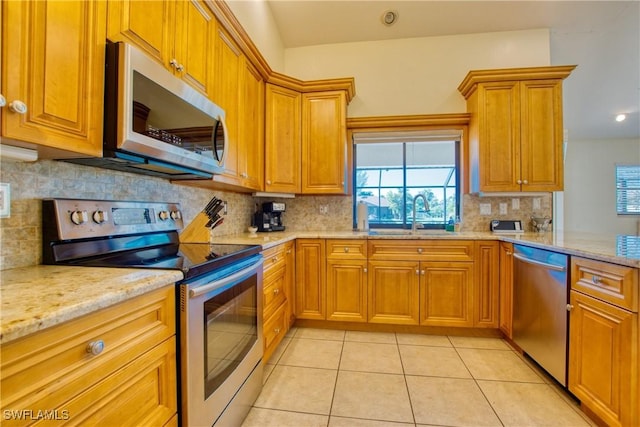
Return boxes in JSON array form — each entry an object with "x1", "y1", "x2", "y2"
[{"x1": 411, "y1": 194, "x2": 429, "y2": 232}]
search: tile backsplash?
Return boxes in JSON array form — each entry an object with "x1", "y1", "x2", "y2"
[{"x1": 0, "y1": 158, "x2": 552, "y2": 270}]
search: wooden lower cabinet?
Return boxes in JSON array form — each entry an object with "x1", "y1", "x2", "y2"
[
  {"x1": 262, "y1": 241, "x2": 295, "y2": 363},
  {"x1": 498, "y1": 242, "x2": 514, "y2": 338},
  {"x1": 368, "y1": 260, "x2": 420, "y2": 325},
  {"x1": 474, "y1": 241, "x2": 500, "y2": 328},
  {"x1": 326, "y1": 239, "x2": 368, "y2": 322},
  {"x1": 568, "y1": 257, "x2": 639, "y2": 427},
  {"x1": 420, "y1": 262, "x2": 474, "y2": 327},
  {"x1": 0, "y1": 286, "x2": 177, "y2": 426},
  {"x1": 295, "y1": 239, "x2": 326, "y2": 320},
  {"x1": 568, "y1": 290, "x2": 638, "y2": 427}
]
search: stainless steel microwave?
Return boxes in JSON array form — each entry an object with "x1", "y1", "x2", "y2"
[{"x1": 64, "y1": 41, "x2": 226, "y2": 180}]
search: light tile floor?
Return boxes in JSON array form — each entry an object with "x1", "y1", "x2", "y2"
[{"x1": 242, "y1": 328, "x2": 595, "y2": 427}]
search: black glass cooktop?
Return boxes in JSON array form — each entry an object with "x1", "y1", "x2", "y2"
[{"x1": 62, "y1": 242, "x2": 261, "y2": 280}]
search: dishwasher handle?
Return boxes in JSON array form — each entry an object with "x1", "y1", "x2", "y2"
[{"x1": 513, "y1": 252, "x2": 566, "y2": 272}]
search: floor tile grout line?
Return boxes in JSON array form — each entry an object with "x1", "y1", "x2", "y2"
[
  {"x1": 396, "y1": 332, "x2": 419, "y2": 426},
  {"x1": 451, "y1": 340, "x2": 507, "y2": 427},
  {"x1": 326, "y1": 329, "x2": 346, "y2": 426}
]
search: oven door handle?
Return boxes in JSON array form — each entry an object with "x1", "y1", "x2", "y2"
[{"x1": 188, "y1": 258, "x2": 263, "y2": 298}]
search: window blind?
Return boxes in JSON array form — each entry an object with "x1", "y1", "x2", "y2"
[{"x1": 616, "y1": 165, "x2": 640, "y2": 215}]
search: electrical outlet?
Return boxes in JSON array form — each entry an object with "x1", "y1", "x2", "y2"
[
  {"x1": 479, "y1": 203, "x2": 491, "y2": 215},
  {"x1": 223, "y1": 201, "x2": 228, "y2": 215},
  {"x1": 512, "y1": 198, "x2": 520, "y2": 210},
  {"x1": 319, "y1": 205, "x2": 328, "y2": 215},
  {"x1": 533, "y1": 198, "x2": 541, "y2": 210},
  {"x1": 499, "y1": 203, "x2": 508, "y2": 215}
]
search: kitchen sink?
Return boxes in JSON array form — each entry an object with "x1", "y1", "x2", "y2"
[{"x1": 368, "y1": 229, "x2": 452, "y2": 236}]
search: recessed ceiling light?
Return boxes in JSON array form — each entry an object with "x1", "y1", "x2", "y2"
[
  {"x1": 616, "y1": 114, "x2": 626, "y2": 122},
  {"x1": 381, "y1": 10, "x2": 398, "y2": 26}
]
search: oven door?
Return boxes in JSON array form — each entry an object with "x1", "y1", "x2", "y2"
[{"x1": 180, "y1": 255, "x2": 263, "y2": 427}]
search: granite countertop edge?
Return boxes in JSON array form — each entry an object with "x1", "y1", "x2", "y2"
[{"x1": 0, "y1": 266, "x2": 183, "y2": 345}]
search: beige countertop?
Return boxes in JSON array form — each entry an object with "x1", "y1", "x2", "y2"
[
  {"x1": 212, "y1": 229, "x2": 640, "y2": 268},
  {"x1": 2, "y1": 229, "x2": 636, "y2": 344},
  {"x1": 0, "y1": 265, "x2": 182, "y2": 344}
]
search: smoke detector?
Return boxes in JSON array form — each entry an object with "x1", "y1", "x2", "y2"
[{"x1": 381, "y1": 10, "x2": 399, "y2": 26}]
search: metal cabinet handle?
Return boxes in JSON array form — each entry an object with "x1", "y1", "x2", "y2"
[
  {"x1": 286, "y1": 249, "x2": 291, "y2": 254},
  {"x1": 274, "y1": 327, "x2": 281, "y2": 334},
  {"x1": 273, "y1": 288, "x2": 279, "y2": 294},
  {"x1": 363, "y1": 268, "x2": 367, "y2": 273},
  {"x1": 87, "y1": 340, "x2": 105, "y2": 356},
  {"x1": 9, "y1": 100, "x2": 27, "y2": 114},
  {"x1": 0, "y1": 94, "x2": 6, "y2": 107},
  {"x1": 566, "y1": 304, "x2": 574, "y2": 312},
  {"x1": 416, "y1": 269, "x2": 420, "y2": 275},
  {"x1": 592, "y1": 275, "x2": 601, "y2": 284},
  {"x1": 417, "y1": 248, "x2": 423, "y2": 254},
  {"x1": 421, "y1": 270, "x2": 425, "y2": 275},
  {"x1": 516, "y1": 179, "x2": 522, "y2": 185},
  {"x1": 266, "y1": 180, "x2": 272, "y2": 185},
  {"x1": 344, "y1": 247, "x2": 350, "y2": 253},
  {"x1": 175, "y1": 63, "x2": 184, "y2": 72},
  {"x1": 522, "y1": 180, "x2": 528, "y2": 185}
]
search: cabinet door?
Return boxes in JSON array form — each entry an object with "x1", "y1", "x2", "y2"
[
  {"x1": 476, "y1": 81, "x2": 521, "y2": 192},
  {"x1": 326, "y1": 259, "x2": 367, "y2": 322},
  {"x1": 474, "y1": 241, "x2": 499, "y2": 328},
  {"x1": 174, "y1": 0, "x2": 215, "y2": 96},
  {"x1": 284, "y1": 241, "x2": 296, "y2": 325},
  {"x1": 368, "y1": 260, "x2": 420, "y2": 325},
  {"x1": 568, "y1": 290, "x2": 637, "y2": 427},
  {"x1": 301, "y1": 91, "x2": 347, "y2": 194},
  {"x1": 295, "y1": 239, "x2": 326, "y2": 320},
  {"x1": 499, "y1": 242, "x2": 514, "y2": 338},
  {"x1": 106, "y1": 0, "x2": 174, "y2": 66},
  {"x1": 2, "y1": 0, "x2": 106, "y2": 156},
  {"x1": 212, "y1": 26, "x2": 241, "y2": 186},
  {"x1": 520, "y1": 79, "x2": 564, "y2": 191},
  {"x1": 420, "y1": 262, "x2": 474, "y2": 327},
  {"x1": 238, "y1": 57, "x2": 265, "y2": 190},
  {"x1": 265, "y1": 84, "x2": 301, "y2": 193}
]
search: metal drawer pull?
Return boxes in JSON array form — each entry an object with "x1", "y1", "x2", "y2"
[
  {"x1": 273, "y1": 288, "x2": 279, "y2": 294},
  {"x1": 86, "y1": 340, "x2": 105, "y2": 356},
  {"x1": 591, "y1": 275, "x2": 601, "y2": 284},
  {"x1": 566, "y1": 304, "x2": 574, "y2": 312},
  {"x1": 417, "y1": 248, "x2": 423, "y2": 254},
  {"x1": 274, "y1": 327, "x2": 281, "y2": 335},
  {"x1": 344, "y1": 247, "x2": 349, "y2": 253}
]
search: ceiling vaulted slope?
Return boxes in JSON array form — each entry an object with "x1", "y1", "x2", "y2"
[{"x1": 263, "y1": 0, "x2": 639, "y2": 141}]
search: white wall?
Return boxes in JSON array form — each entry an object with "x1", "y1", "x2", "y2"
[
  {"x1": 283, "y1": 29, "x2": 550, "y2": 117},
  {"x1": 564, "y1": 138, "x2": 640, "y2": 235},
  {"x1": 225, "y1": 0, "x2": 286, "y2": 71}
]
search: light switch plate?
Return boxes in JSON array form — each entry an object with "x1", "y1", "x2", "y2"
[
  {"x1": 480, "y1": 203, "x2": 491, "y2": 215},
  {"x1": 499, "y1": 203, "x2": 508, "y2": 215},
  {"x1": 0, "y1": 183, "x2": 10, "y2": 218},
  {"x1": 512, "y1": 198, "x2": 520, "y2": 210},
  {"x1": 533, "y1": 198, "x2": 541, "y2": 210}
]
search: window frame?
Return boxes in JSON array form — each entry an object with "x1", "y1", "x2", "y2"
[
  {"x1": 352, "y1": 136, "x2": 461, "y2": 230},
  {"x1": 616, "y1": 164, "x2": 640, "y2": 215}
]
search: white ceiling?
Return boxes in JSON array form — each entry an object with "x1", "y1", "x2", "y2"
[{"x1": 265, "y1": 1, "x2": 640, "y2": 141}]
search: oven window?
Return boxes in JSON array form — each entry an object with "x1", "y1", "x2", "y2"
[{"x1": 203, "y1": 273, "x2": 258, "y2": 399}]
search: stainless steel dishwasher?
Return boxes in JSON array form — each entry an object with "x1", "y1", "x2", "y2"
[{"x1": 512, "y1": 244, "x2": 569, "y2": 385}]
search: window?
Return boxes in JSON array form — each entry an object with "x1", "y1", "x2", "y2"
[
  {"x1": 616, "y1": 164, "x2": 640, "y2": 215},
  {"x1": 354, "y1": 131, "x2": 460, "y2": 229}
]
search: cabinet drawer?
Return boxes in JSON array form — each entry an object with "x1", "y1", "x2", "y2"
[
  {"x1": 263, "y1": 244, "x2": 286, "y2": 275},
  {"x1": 263, "y1": 303, "x2": 288, "y2": 363},
  {"x1": 368, "y1": 240, "x2": 474, "y2": 262},
  {"x1": 264, "y1": 264, "x2": 287, "y2": 319},
  {"x1": 327, "y1": 239, "x2": 367, "y2": 259},
  {"x1": 571, "y1": 257, "x2": 638, "y2": 312},
  {"x1": 0, "y1": 286, "x2": 175, "y2": 417}
]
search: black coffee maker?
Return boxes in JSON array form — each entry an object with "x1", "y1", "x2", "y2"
[{"x1": 254, "y1": 202, "x2": 285, "y2": 232}]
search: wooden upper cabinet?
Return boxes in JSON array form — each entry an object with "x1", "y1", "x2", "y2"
[
  {"x1": 301, "y1": 91, "x2": 348, "y2": 194},
  {"x1": 458, "y1": 66, "x2": 575, "y2": 193},
  {"x1": 107, "y1": 0, "x2": 215, "y2": 97},
  {"x1": 265, "y1": 84, "x2": 302, "y2": 193},
  {"x1": 1, "y1": 0, "x2": 106, "y2": 157},
  {"x1": 212, "y1": 25, "x2": 242, "y2": 186},
  {"x1": 237, "y1": 57, "x2": 265, "y2": 191}
]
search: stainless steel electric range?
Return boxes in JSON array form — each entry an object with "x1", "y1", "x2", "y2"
[{"x1": 42, "y1": 198, "x2": 264, "y2": 427}]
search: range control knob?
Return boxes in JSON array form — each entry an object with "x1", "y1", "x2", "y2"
[
  {"x1": 170, "y1": 210, "x2": 182, "y2": 220},
  {"x1": 158, "y1": 210, "x2": 170, "y2": 221},
  {"x1": 92, "y1": 210, "x2": 108, "y2": 224},
  {"x1": 70, "y1": 210, "x2": 89, "y2": 225}
]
